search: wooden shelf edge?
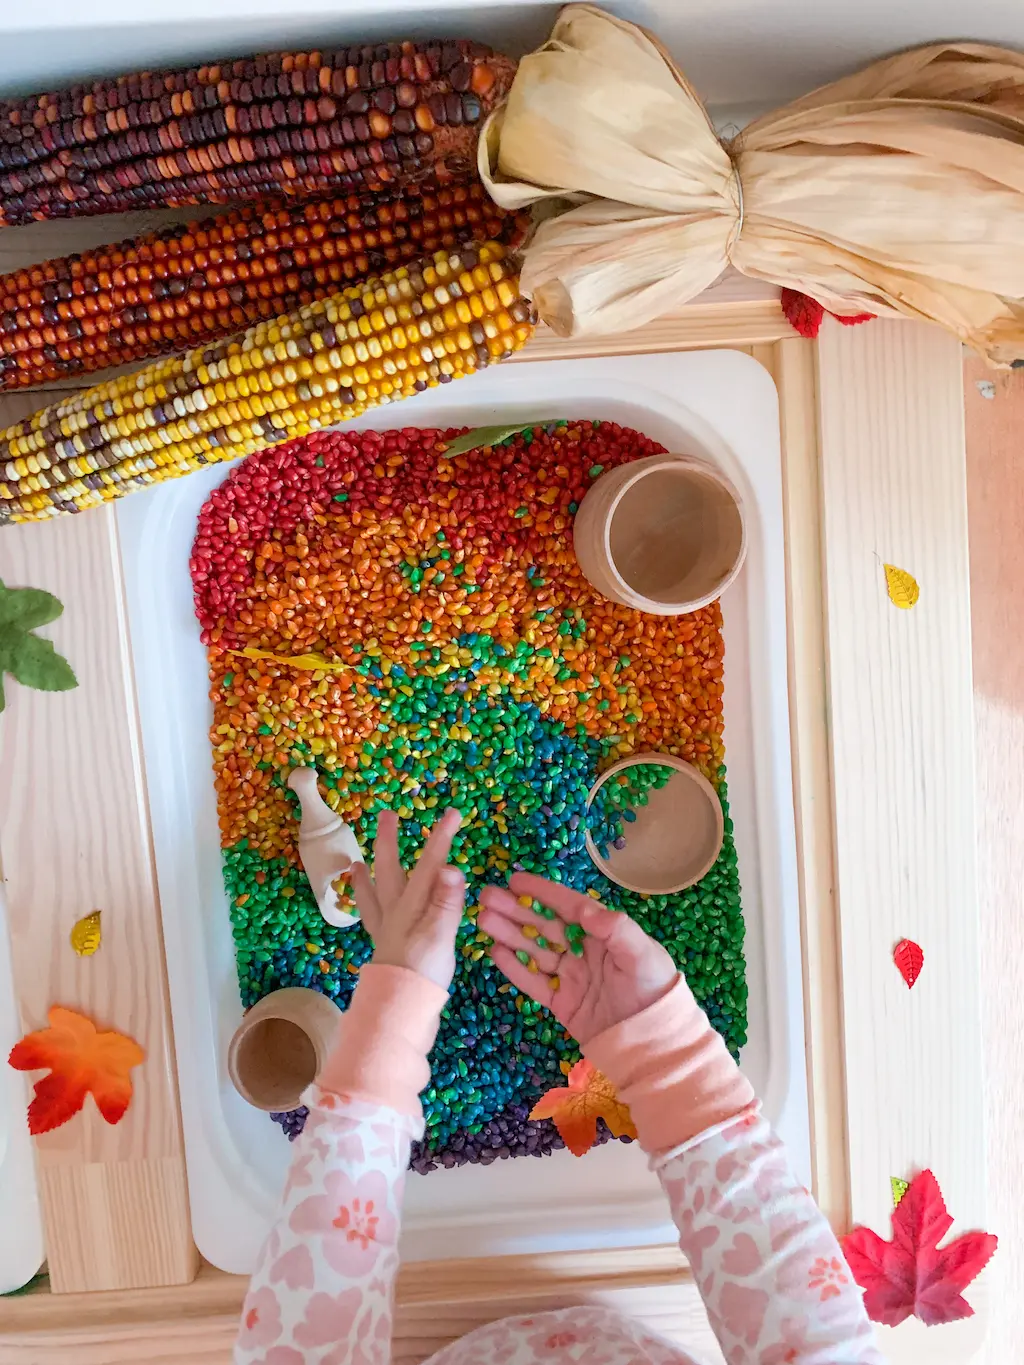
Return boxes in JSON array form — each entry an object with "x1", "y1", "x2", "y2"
[
  {"x1": 0, "y1": 1248, "x2": 722, "y2": 1365},
  {"x1": 514, "y1": 301, "x2": 789, "y2": 363}
]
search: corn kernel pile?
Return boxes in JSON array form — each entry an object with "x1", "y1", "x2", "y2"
[{"x1": 191, "y1": 419, "x2": 747, "y2": 1165}]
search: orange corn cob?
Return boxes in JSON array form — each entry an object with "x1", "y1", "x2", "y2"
[{"x1": 0, "y1": 184, "x2": 527, "y2": 390}]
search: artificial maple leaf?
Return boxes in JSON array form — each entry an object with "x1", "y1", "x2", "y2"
[
  {"x1": 8, "y1": 1006, "x2": 145, "y2": 1135},
  {"x1": 0, "y1": 579, "x2": 77, "y2": 712},
  {"x1": 841, "y1": 1169, "x2": 997, "y2": 1326},
  {"x1": 529, "y1": 1058, "x2": 636, "y2": 1157},
  {"x1": 780, "y1": 288, "x2": 875, "y2": 340}
]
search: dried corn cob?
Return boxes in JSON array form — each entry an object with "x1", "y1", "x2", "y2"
[
  {"x1": 0, "y1": 41, "x2": 514, "y2": 226},
  {"x1": 0, "y1": 241, "x2": 534, "y2": 524},
  {"x1": 0, "y1": 183, "x2": 527, "y2": 391}
]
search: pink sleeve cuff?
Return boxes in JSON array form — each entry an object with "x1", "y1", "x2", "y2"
[
  {"x1": 317, "y1": 963, "x2": 448, "y2": 1118},
  {"x1": 583, "y1": 975, "x2": 756, "y2": 1156}
]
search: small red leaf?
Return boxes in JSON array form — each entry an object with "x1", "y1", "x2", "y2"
[
  {"x1": 841, "y1": 1169, "x2": 997, "y2": 1327},
  {"x1": 781, "y1": 288, "x2": 875, "y2": 339},
  {"x1": 781, "y1": 289, "x2": 825, "y2": 338},
  {"x1": 894, "y1": 938, "x2": 924, "y2": 988}
]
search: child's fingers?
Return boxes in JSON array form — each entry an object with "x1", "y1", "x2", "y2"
[
  {"x1": 507, "y1": 872, "x2": 601, "y2": 926},
  {"x1": 372, "y1": 809, "x2": 406, "y2": 905},
  {"x1": 479, "y1": 886, "x2": 568, "y2": 947},
  {"x1": 407, "y1": 807, "x2": 464, "y2": 895},
  {"x1": 507, "y1": 872, "x2": 648, "y2": 952},
  {"x1": 478, "y1": 907, "x2": 564, "y2": 975},
  {"x1": 350, "y1": 861, "x2": 381, "y2": 934},
  {"x1": 425, "y1": 866, "x2": 466, "y2": 925},
  {"x1": 488, "y1": 944, "x2": 557, "y2": 1012},
  {"x1": 504, "y1": 874, "x2": 661, "y2": 970}
]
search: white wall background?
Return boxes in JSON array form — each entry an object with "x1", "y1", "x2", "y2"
[{"x1": 2, "y1": 0, "x2": 1024, "y2": 115}]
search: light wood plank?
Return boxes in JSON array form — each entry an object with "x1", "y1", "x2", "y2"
[
  {"x1": 0, "y1": 396, "x2": 197, "y2": 1290},
  {"x1": 816, "y1": 320, "x2": 987, "y2": 1360},
  {"x1": 752, "y1": 338, "x2": 849, "y2": 1231},
  {"x1": 0, "y1": 1253, "x2": 725, "y2": 1365},
  {"x1": 962, "y1": 357, "x2": 1024, "y2": 1365},
  {"x1": 516, "y1": 299, "x2": 787, "y2": 364}
]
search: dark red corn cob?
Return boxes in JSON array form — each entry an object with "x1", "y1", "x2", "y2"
[{"x1": 0, "y1": 40, "x2": 515, "y2": 225}]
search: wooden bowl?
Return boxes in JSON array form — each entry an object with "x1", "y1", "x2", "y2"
[
  {"x1": 227, "y1": 986, "x2": 342, "y2": 1112},
  {"x1": 585, "y1": 753, "x2": 724, "y2": 894},
  {"x1": 573, "y1": 455, "x2": 745, "y2": 615}
]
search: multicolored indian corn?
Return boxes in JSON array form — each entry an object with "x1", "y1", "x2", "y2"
[
  {"x1": 0, "y1": 241, "x2": 535, "y2": 524},
  {"x1": 0, "y1": 183, "x2": 527, "y2": 390},
  {"x1": 0, "y1": 41, "x2": 514, "y2": 225}
]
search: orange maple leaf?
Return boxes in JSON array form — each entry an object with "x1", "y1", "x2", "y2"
[
  {"x1": 8, "y1": 1006, "x2": 145, "y2": 1135},
  {"x1": 529, "y1": 1058, "x2": 637, "y2": 1157}
]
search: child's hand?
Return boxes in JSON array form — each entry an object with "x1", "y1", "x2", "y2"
[
  {"x1": 479, "y1": 872, "x2": 678, "y2": 1046},
  {"x1": 351, "y1": 807, "x2": 466, "y2": 992}
]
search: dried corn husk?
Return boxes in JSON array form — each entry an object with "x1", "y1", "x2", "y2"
[{"x1": 480, "y1": 4, "x2": 1024, "y2": 363}]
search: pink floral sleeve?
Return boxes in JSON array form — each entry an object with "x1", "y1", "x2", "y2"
[
  {"x1": 233, "y1": 963, "x2": 882, "y2": 1365},
  {"x1": 234, "y1": 1084, "x2": 416, "y2": 1365},
  {"x1": 657, "y1": 1108, "x2": 883, "y2": 1365}
]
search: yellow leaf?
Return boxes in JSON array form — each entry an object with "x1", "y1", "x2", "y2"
[
  {"x1": 891, "y1": 1175, "x2": 910, "y2": 1207},
  {"x1": 884, "y1": 563, "x2": 920, "y2": 610},
  {"x1": 70, "y1": 910, "x2": 102, "y2": 957},
  {"x1": 235, "y1": 647, "x2": 346, "y2": 672}
]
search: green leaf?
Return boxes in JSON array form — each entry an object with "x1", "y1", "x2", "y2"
[
  {"x1": 0, "y1": 580, "x2": 64, "y2": 631},
  {"x1": 443, "y1": 422, "x2": 556, "y2": 457},
  {"x1": 0, "y1": 581, "x2": 77, "y2": 711},
  {"x1": 0, "y1": 629, "x2": 77, "y2": 694}
]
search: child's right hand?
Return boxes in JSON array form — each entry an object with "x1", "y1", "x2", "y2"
[{"x1": 479, "y1": 872, "x2": 678, "y2": 1046}]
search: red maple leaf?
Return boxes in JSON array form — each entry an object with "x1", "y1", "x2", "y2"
[
  {"x1": 781, "y1": 288, "x2": 875, "y2": 339},
  {"x1": 841, "y1": 1169, "x2": 997, "y2": 1326}
]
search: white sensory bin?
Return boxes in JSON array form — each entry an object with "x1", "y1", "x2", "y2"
[{"x1": 110, "y1": 349, "x2": 806, "y2": 1272}]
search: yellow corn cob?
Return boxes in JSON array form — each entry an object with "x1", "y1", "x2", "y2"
[{"x1": 0, "y1": 240, "x2": 534, "y2": 524}]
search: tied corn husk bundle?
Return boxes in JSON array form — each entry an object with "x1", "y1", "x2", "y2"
[{"x1": 480, "y1": 4, "x2": 1024, "y2": 364}]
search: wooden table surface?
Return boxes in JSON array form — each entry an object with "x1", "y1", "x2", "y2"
[{"x1": 0, "y1": 250, "x2": 1010, "y2": 1360}]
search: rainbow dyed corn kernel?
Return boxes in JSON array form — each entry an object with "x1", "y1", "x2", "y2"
[{"x1": 191, "y1": 418, "x2": 748, "y2": 1166}]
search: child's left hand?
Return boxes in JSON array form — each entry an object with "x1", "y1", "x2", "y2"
[{"x1": 351, "y1": 807, "x2": 466, "y2": 991}]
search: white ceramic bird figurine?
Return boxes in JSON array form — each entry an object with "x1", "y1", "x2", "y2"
[{"x1": 287, "y1": 767, "x2": 364, "y2": 928}]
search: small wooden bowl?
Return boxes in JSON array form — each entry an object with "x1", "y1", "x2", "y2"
[
  {"x1": 585, "y1": 753, "x2": 724, "y2": 894},
  {"x1": 573, "y1": 455, "x2": 745, "y2": 615},
  {"x1": 227, "y1": 986, "x2": 342, "y2": 1112}
]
